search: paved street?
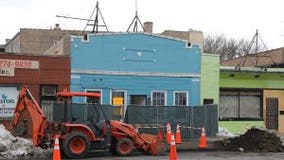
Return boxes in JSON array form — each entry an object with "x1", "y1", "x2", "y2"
[{"x1": 63, "y1": 151, "x2": 284, "y2": 160}]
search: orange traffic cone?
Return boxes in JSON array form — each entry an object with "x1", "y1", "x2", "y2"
[
  {"x1": 166, "y1": 122, "x2": 172, "y2": 144},
  {"x1": 198, "y1": 126, "x2": 207, "y2": 149},
  {"x1": 175, "y1": 124, "x2": 182, "y2": 144},
  {"x1": 53, "y1": 135, "x2": 61, "y2": 160},
  {"x1": 169, "y1": 133, "x2": 178, "y2": 160}
]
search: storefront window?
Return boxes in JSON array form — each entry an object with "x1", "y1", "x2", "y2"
[{"x1": 219, "y1": 89, "x2": 262, "y2": 120}]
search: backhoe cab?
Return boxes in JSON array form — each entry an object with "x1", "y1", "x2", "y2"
[{"x1": 9, "y1": 87, "x2": 167, "y2": 159}]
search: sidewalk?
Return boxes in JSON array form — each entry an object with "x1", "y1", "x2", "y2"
[
  {"x1": 175, "y1": 137, "x2": 225, "y2": 151},
  {"x1": 174, "y1": 130, "x2": 284, "y2": 152}
]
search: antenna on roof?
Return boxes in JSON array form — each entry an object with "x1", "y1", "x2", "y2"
[
  {"x1": 236, "y1": 29, "x2": 273, "y2": 69},
  {"x1": 56, "y1": 1, "x2": 109, "y2": 34},
  {"x1": 127, "y1": 0, "x2": 145, "y2": 32}
]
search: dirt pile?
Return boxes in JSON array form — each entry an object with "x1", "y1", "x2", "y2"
[
  {"x1": 0, "y1": 124, "x2": 51, "y2": 159},
  {"x1": 223, "y1": 127, "x2": 283, "y2": 152}
]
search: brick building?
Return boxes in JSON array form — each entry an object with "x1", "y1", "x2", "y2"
[
  {"x1": 221, "y1": 47, "x2": 284, "y2": 67},
  {"x1": 0, "y1": 52, "x2": 70, "y2": 130}
]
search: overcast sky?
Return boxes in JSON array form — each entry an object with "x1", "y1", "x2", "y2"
[{"x1": 0, "y1": 0, "x2": 283, "y2": 49}]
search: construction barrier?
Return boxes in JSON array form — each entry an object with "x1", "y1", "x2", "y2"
[
  {"x1": 48, "y1": 103, "x2": 218, "y2": 140},
  {"x1": 130, "y1": 123, "x2": 209, "y2": 149},
  {"x1": 125, "y1": 105, "x2": 218, "y2": 140}
]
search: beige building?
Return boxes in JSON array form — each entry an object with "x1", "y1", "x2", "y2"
[
  {"x1": 143, "y1": 22, "x2": 204, "y2": 51},
  {"x1": 5, "y1": 24, "x2": 83, "y2": 55},
  {"x1": 5, "y1": 22, "x2": 204, "y2": 55},
  {"x1": 161, "y1": 29, "x2": 204, "y2": 51}
]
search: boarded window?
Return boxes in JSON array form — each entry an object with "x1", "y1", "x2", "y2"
[
  {"x1": 220, "y1": 95, "x2": 238, "y2": 119},
  {"x1": 219, "y1": 90, "x2": 261, "y2": 120}
]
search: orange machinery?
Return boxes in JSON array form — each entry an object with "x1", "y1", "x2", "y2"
[{"x1": 9, "y1": 86, "x2": 166, "y2": 159}]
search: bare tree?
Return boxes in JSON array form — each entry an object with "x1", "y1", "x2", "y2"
[{"x1": 204, "y1": 34, "x2": 266, "y2": 61}]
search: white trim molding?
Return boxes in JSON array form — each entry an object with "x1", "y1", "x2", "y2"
[{"x1": 72, "y1": 69, "x2": 200, "y2": 78}]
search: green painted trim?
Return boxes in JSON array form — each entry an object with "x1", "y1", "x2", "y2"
[{"x1": 220, "y1": 71, "x2": 284, "y2": 89}]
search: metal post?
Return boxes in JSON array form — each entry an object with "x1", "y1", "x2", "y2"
[
  {"x1": 190, "y1": 107, "x2": 193, "y2": 139},
  {"x1": 156, "y1": 105, "x2": 159, "y2": 133}
]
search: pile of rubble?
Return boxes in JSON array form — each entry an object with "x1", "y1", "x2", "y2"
[
  {"x1": 223, "y1": 127, "x2": 284, "y2": 152},
  {"x1": 0, "y1": 124, "x2": 51, "y2": 159}
]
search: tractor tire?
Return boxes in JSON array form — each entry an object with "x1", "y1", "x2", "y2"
[
  {"x1": 61, "y1": 132, "x2": 90, "y2": 159},
  {"x1": 115, "y1": 138, "x2": 134, "y2": 156}
]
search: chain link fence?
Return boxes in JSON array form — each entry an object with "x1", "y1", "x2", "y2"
[
  {"x1": 124, "y1": 105, "x2": 218, "y2": 140},
  {"x1": 42, "y1": 102, "x2": 218, "y2": 140}
]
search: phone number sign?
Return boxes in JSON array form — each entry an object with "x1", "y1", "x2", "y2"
[{"x1": 0, "y1": 59, "x2": 39, "y2": 69}]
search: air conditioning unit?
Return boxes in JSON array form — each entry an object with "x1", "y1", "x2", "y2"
[{"x1": 41, "y1": 86, "x2": 57, "y2": 96}]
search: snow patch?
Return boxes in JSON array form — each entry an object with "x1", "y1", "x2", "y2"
[
  {"x1": 217, "y1": 127, "x2": 237, "y2": 138},
  {"x1": 0, "y1": 124, "x2": 51, "y2": 159}
]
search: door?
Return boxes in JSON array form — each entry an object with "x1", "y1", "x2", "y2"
[{"x1": 266, "y1": 98, "x2": 278, "y2": 130}]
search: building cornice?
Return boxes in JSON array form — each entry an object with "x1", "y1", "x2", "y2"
[{"x1": 71, "y1": 69, "x2": 200, "y2": 78}]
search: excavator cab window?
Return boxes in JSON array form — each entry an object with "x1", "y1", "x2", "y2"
[{"x1": 86, "y1": 99, "x2": 107, "y2": 137}]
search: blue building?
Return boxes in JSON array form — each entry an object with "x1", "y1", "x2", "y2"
[{"x1": 70, "y1": 33, "x2": 201, "y2": 106}]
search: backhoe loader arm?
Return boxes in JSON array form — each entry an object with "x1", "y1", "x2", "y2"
[{"x1": 9, "y1": 86, "x2": 47, "y2": 147}]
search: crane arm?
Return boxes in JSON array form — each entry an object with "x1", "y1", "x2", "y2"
[{"x1": 9, "y1": 87, "x2": 47, "y2": 146}]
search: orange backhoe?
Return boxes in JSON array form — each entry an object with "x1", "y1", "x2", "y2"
[{"x1": 9, "y1": 86, "x2": 167, "y2": 159}]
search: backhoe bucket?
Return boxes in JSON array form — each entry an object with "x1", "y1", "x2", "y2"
[{"x1": 141, "y1": 133, "x2": 168, "y2": 155}]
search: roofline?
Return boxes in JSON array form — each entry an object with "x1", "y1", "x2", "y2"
[
  {"x1": 220, "y1": 66, "x2": 284, "y2": 73},
  {"x1": 5, "y1": 31, "x2": 20, "y2": 46},
  {"x1": 202, "y1": 53, "x2": 220, "y2": 57},
  {"x1": 5, "y1": 28, "x2": 86, "y2": 46},
  {"x1": 221, "y1": 46, "x2": 284, "y2": 63},
  {"x1": 71, "y1": 32, "x2": 192, "y2": 44},
  {"x1": 0, "y1": 52, "x2": 69, "y2": 58}
]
